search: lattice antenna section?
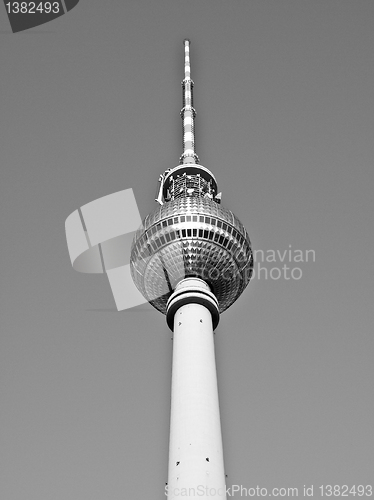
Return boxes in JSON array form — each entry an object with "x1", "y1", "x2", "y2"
[{"x1": 180, "y1": 40, "x2": 199, "y2": 164}]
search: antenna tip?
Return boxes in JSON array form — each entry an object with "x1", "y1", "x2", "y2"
[{"x1": 183, "y1": 39, "x2": 191, "y2": 46}]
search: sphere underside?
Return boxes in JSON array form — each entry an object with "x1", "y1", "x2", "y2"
[{"x1": 130, "y1": 197, "x2": 253, "y2": 314}]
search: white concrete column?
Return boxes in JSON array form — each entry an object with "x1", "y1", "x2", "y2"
[{"x1": 166, "y1": 280, "x2": 226, "y2": 500}]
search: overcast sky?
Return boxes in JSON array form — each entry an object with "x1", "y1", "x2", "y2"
[{"x1": 1, "y1": 1, "x2": 374, "y2": 499}]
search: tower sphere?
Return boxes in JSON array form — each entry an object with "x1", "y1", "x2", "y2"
[
  {"x1": 130, "y1": 41, "x2": 253, "y2": 316},
  {"x1": 130, "y1": 194, "x2": 253, "y2": 314}
]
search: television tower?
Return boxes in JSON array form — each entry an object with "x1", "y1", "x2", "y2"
[{"x1": 130, "y1": 40, "x2": 253, "y2": 499}]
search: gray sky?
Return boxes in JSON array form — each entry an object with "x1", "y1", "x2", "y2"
[{"x1": 1, "y1": 1, "x2": 374, "y2": 498}]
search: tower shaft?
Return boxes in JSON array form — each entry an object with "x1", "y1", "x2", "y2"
[{"x1": 167, "y1": 279, "x2": 226, "y2": 499}]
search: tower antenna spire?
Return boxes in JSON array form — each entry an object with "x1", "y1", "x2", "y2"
[{"x1": 180, "y1": 39, "x2": 199, "y2": 164}]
